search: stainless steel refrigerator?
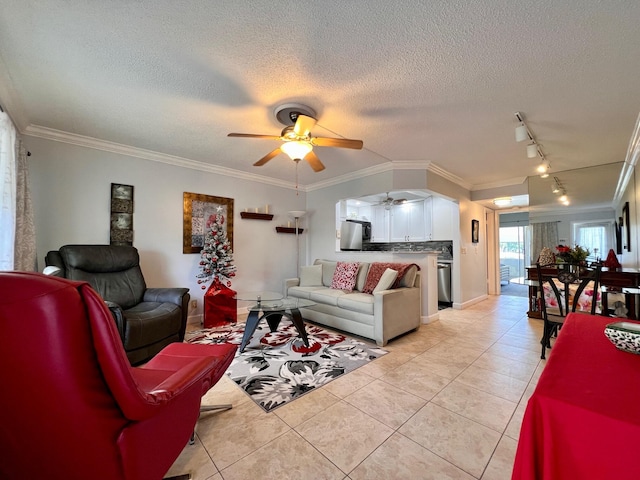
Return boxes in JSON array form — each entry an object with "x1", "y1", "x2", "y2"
[{"x1": 340, "y1": 221, "x2": 363, "y2": 251}]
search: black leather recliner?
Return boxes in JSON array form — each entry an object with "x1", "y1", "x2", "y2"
[{"x1": 45, "y1": 245, "x2": 190, "y2": 365}]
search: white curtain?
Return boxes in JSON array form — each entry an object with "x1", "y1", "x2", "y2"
[
  {"x1": 531, "y1": 222, "x2": 559, "y2": 264},
  {"x1": 0, "y1": 111, "x2": 36, "y2": 271},
  {"x1": 0, "y1": 112, "x2": 17, "y2": 270},
  {"x1": 14, "y1": 137, "x2": 36, "y2": 270}
]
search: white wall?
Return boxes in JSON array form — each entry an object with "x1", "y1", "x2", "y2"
[
  {"x1": 26, "y1": 136, "x2": 304, "y2": 317},
  {"x1": 26, "y1": 136, "x2": 485, "y2": 318},
  {"x1": 456, "y1": 197, "x2": 488, "y2": 306}
]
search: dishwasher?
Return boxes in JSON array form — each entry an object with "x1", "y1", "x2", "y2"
[{"x1": 437, "y1": 263, "x2": 452, "y2": 303}]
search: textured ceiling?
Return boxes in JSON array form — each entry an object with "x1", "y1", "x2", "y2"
[{"x1": 1, "y1": 0, "x2": 639, "y2": 203}]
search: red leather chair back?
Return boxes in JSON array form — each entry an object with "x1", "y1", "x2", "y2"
[
  {"x1": 0, "y1": 272, "x2": 130, "y2": 478},
  {"x1": 0, "y1": 272, "x2": 215, "y2": 480}
]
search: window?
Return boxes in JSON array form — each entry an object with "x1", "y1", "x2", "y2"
[{"x1": 572, "y1": 220, "x2": 614, "y2": 261}]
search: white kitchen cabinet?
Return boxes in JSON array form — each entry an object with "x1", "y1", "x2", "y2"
[
  {"x1": 370, "y1": 205, "x2": 389, "y2": 242},
  {"x1": 424, "y1": 196, "x2": 433, "y2": 240},
  {"x1": 390, "y1": 200, "x2": 426, "y2": 242},
  {"x1": 431, "y1": 196, "x2": 456, "y2": 240}
]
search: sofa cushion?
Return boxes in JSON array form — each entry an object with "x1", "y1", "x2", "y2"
[
  {"x1": 355, "y1": 262, "x2": 370, "y2": 292},
  {"x1": 330, "y1": 261, "x2": 360, "y2": 291},
  {"x1": 315, "y1": 260, "x2": 337, "y2": 287},
  {"x1": 288, "y1": 286, "x2": 325, "y2": 300},
  {"x1": 310, "y1": 288, "x2": 347, "y2": 306},
  {"x1": 373, "y1": 268, "x2": 398, "y2": 293},
  {"x1": 336, "y1": 292, "x2": 375, "y2": 315},
  {"x1": 398, "y1": 265, "x2": 418, "y2": 288},
  {"x1": 300, "y1": 264, "x2": 323, "y2": 286}
]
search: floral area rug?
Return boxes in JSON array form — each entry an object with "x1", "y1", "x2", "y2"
[{"x1": 185, "y1": 320, "x2": 387, "y2": 412}]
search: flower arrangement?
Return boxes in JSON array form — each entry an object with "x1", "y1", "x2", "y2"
[
  {"x1": 196, "y1": 207, "x2": 236, "y2": 288},
  {"x1": 555, "y1": 244, "x2": 590, "y2": 264}
]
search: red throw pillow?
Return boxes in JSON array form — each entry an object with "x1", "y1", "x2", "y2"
[
  {"x1": 330, "y1": 261, "x2": 360, "y2": 291},
  {"x1": 363, "y1": 262, "x2": 419, "y2": 293},
  {"x1": 362, "y1": 263, "x2": 390, "y2": 294}
]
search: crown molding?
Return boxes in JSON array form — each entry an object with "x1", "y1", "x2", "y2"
[
  {"x1": 306, "y1": 160, "x2": 432, "y2": 192},
  {"x1": 22, "y1": 123, "x2": 476, "y2": 196},
  {"x1": 23, "y1": 124, "x2": 303, "y2": 191},
  {"x1": 471, "y1": 176, "x2": 528, "y2": 191},
  {"x1": 426, "y1": 163, "x2": 472, "y2": 190},
  {"x1": 614, "y1": 112, "x2": 640, "y2": 206}
]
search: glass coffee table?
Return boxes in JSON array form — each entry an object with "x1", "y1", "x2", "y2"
[{"x1": 235, "y1": 292, "x2": 315, "y2": 352}]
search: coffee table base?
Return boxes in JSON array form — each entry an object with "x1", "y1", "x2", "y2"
[{"x1": 239, "y1": 307, "x2": 309, "y2": 352}]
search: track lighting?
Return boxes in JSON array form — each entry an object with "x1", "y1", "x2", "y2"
[
  {"x1": 515, "y1": 125, "x2": 529, "y2": 142},
  {"x1": 536, "y1": 161, "x2": 550, "y2": 175},
  {"x1": 514, "y1": 112, "x2": 549, "y2": 175}
]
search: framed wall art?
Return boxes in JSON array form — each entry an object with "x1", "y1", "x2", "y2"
[
  {"x1": 183, "y1": 192, "x2": 234, "y2": 254},
  {"x1": 110, "y1": 183, "x2": 134, "y2": 246},
  {"x1": 471, "y1": 219, "x2": 479, "y2": 243},
  {"x1": 615, "y1": 219, "x2": 623, "y2": 254},
  {"x1": 623, "y1": 201, "x2": 631, "y2": 252}
]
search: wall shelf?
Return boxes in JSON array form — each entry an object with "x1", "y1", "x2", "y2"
[
  {"x1": 276, "y1": 226, "x2": 304, "y2": 234},
  {"x1": 240, "y1": 212, "x2": 273, "y2": 221}
]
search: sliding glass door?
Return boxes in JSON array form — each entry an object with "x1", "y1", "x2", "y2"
[{"x1": 499, "y1": 225, "x2": 530, "y2": 284}]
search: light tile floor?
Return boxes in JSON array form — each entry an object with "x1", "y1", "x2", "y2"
[{"x1": 166, "y1": 294, "x2": 543, "y2": 480}]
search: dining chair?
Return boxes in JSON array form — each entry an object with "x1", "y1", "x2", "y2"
[{"x1": 536, "y1": 261, "x2": 602, "y2": 359}]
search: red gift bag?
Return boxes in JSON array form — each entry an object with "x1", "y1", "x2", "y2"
[{"x1": 203, "y1": 278, "x2": 237, "y2": 328}]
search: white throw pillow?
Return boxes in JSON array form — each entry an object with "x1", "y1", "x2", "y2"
[
  {"x1": 299, "y1": 264, "x2": 323, "y2": 286},
  {"x1": 373, "y1": 268, "x2": 398, "y2": 293}
]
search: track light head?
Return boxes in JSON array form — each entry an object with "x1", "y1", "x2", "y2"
[{"x1": 515, "y1": 125, "x2": 528, "y2": 142}]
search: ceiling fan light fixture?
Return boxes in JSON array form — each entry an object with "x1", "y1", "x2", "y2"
[{"x1": 280, "y1": 140, "x2": 313, "y2": 160}]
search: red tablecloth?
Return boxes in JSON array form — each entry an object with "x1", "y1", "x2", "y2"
[{"x1": 512, "y1": 312, "x2": 640, "y2": 480}]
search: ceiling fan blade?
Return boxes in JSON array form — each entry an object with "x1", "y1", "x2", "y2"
[
  {"x1": 311, "y1": 137, "x2": 363, "y2": 149},
  {"x1": 293, "y1": 115, "x2": 317, "y2": 136},
  {"x1": 228, "y1": 133, "x2": 282, "y2": 140},
  {"x1": 253, "y1": 148, "x2": 282, "y2": 166},
  {"x1": 305, "y1": 150, "x2": 325, "y2": 172}
]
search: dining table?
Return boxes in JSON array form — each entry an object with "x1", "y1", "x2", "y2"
[{"x1": 512, "y1": 312, "x2": 640, "y2": 480}]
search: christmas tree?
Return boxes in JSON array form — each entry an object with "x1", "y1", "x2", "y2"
[{"x1": 196, "y1": 206, "x2": 236, "y2": 289}]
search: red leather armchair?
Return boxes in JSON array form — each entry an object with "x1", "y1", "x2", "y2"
[{"x1": 0, "y1": 272, "x2": 237, "y2": 480}]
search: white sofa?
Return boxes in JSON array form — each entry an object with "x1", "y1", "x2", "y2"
[{"x1": 284, "y1": 259, "x2": 421, "y2": 346}]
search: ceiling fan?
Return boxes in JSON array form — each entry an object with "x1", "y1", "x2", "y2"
[
  {"x1": 227, "y1": 103, "x2": 363, "y2": 172},
  {"x1": 376, "y1": 192, "x2": 408, "y2": 208}
]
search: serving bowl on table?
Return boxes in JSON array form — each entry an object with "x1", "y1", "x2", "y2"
[{"x1": 604, "y1": 321, "x2": 640, "y2": 354}]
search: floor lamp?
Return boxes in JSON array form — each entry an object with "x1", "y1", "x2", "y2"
[{"x1": 288, "y1": 210, "x2": 306, "y2": 277}]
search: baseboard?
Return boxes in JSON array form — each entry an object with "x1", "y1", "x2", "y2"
[
  {"x1": 421, "y1": 313, "x2": 439, "y2": 324},
  {"x1": 453, "y1": 294, "x2": 489, "y2": 310}
]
